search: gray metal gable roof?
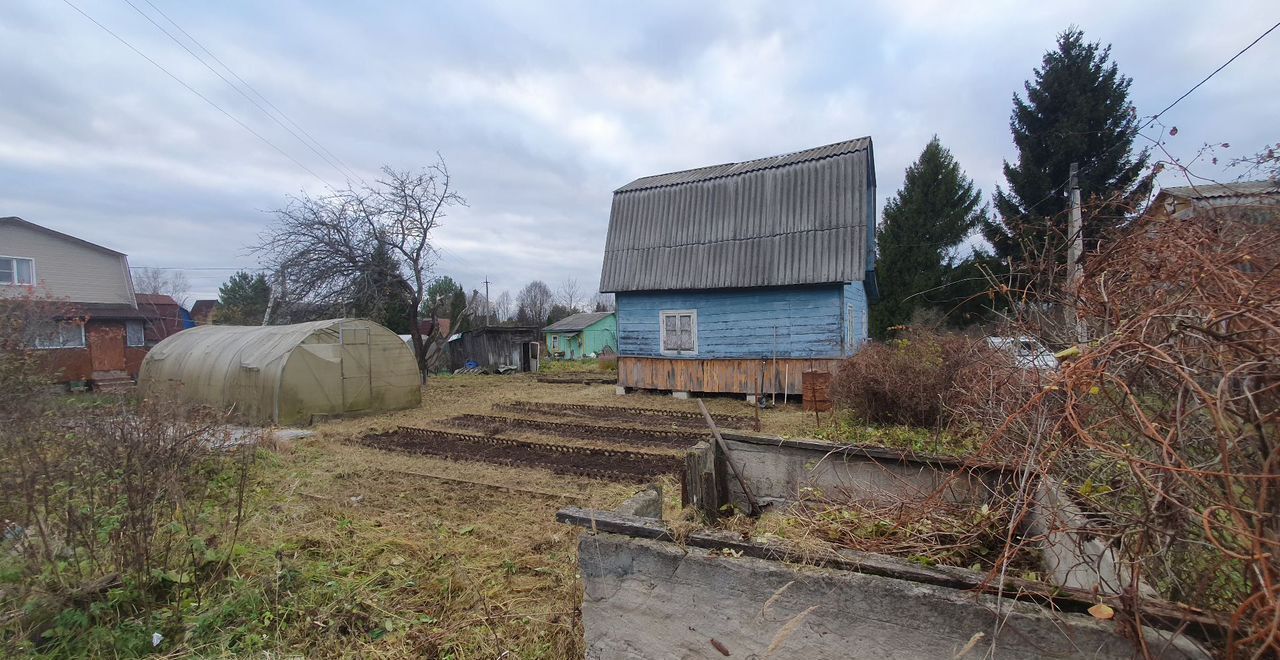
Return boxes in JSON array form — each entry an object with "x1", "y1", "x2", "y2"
[
  {"x1": 1160, "y1": 180, "x2": 1278, "y2": 199},
  {"x1": 543, "y1": 311, "x2": 613, "y2": 333},
  {"x1": 600, "y1": 137, "x2": 875, "y2": 293}
]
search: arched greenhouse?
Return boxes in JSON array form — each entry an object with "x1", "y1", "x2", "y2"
[{"x1": 139, "y1": 319, "x2": 421, "y2": 425}]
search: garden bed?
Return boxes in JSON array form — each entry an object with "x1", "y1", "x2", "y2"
[{"x1": 557, "y1": 430, "x2": 1219, "y2": 658}]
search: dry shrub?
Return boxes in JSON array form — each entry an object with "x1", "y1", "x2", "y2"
[
  {"x1": 948, "y1": 347, "x2": 1050, "y2": 438},
  {"x1": 0, "y1": 294, "x2": 254, "y2": 655},
  {"x1": 830, "y1": 328, "x2": 993, "y2": 427},
  {"x1": 973, "y1": 202, "x2": 1280, "y2": 657}
]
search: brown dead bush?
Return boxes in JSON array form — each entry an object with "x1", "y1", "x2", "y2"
[{"x1": 830, "y1": 328, "x2": 994, "y2": 428}]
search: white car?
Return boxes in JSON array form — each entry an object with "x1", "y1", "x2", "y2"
[{"x1": 985, "y1": 336, "x2": 1058, "y2": 370}]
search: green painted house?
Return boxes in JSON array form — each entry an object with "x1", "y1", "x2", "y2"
[{"x1": 543, "y1": 312, "x2": 617, "y2": 360}]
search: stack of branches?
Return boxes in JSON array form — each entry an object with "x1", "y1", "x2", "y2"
[{"x1": 974, "y1": 198, "x2": 1280, "y2": 656}]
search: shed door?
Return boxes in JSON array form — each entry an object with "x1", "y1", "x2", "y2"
[{"x1": 340, "y1": 326, "x2": 372, "y2": 411}]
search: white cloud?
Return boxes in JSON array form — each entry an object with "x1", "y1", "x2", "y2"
[{"x1": 0, "y1": 0, "x2": 1276, "y2": 301}]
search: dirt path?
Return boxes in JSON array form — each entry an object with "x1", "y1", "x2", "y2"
[{"x1": 357, "y1": 427, "x2": 680, "y2": 482}]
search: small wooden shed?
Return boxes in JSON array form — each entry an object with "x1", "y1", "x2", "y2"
[
  {"x1": 447, "y1": 326, "x2": 542, "y2": 373},
  {"x1": 599, "y1": 137, "x2": 879, "y2": 396}
]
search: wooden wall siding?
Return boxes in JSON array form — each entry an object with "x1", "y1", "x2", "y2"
[
  {"x1": 842, "y1": 282, "x2": 869, "y2": 353},
  {"x1": 618, "y1": 356, "x2": 840, "y2": 395},
  {"x1": 448, "y1": 328, "x2": 541, "y2": 371},
  {"x1": 616, "y1": 285, "x2": 850, "y2": 359}
]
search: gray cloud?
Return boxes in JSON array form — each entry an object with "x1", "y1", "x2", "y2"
[{"x1": 1, "y1": 0, "x2": 1276, "y2": 302}]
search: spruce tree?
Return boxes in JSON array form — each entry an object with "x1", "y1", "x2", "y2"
[
  {"x1": 870, "y1": 137, "x2": 985, "y2": 338},
  {"x1": 349, "y1": 239, "x2": 412, "y2": 333},
  {"x1": 985, "y1": 28, "x2": 1148, "y2": 261},
  {"x1": 215, "y1": 271, "x2": 271, "y2": 325}
]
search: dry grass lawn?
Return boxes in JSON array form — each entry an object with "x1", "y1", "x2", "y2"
[{"x1": 223, "y1": 374, "x2": 817, "y2": 658}]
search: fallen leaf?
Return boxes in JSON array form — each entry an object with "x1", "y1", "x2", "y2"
[{"x1": 1089, "y1": 603, "x2": 1115, "y2": 620}]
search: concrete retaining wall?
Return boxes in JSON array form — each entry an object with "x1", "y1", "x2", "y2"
[
  {"x1": 717, "y1": 431, "x2": 1009, "y2": 510},
  {"x1": 579, "y1": 532, "x2": 1205, "y2": 659}
]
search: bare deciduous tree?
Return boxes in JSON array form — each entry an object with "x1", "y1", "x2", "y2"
[
  {"x1": 256, "y1": 158, "x2": 464, "y2": 379},
  {"x1": 515, "y1": 280, "x2": 553, "y2": 325},
  {"x1": 132, "y1": 267, "x2": 191, "y2": 307},
  {"x1": 466, "y1": 289, "x2": 490, "y2": 326},
  {"x1": 591, "y1": 292, "x2": 615, "y2": 312},
  {"x1": 492, "y1": 291, "x2": 513, "y2": 323},
  {"x1": 556, "y1": 277, "x2": 584, "y2": 312}
]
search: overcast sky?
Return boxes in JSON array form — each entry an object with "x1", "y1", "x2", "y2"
[{"x1": 2, "y1": 1, "x2": 1277, "y2": 302}]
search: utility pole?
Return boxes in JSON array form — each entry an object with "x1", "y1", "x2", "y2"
[
  {"x1": 482, "y1": 276, "x2": 492, "y2": 327},
  {"x1": 1067, "y1": 163, "x2": 1085, "y2": 343},
  {"x1": 262, "y1": 267, "x2": 286, "y2": 326}
]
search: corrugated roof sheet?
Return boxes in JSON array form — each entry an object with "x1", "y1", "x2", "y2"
[
  {"x1": 600, "y1": 137, "x2": 875, "y2": 292},
  {"x1": 1160, "y1": 180, "x2": 1279, "y2": 199},
  {"x1": 543, "y1": 311, "x2": 613, "y2": 332}
]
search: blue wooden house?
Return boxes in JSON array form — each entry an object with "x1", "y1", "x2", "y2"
[{"x1": 599, "y1": 137, "x2": 878, "y2": 397}]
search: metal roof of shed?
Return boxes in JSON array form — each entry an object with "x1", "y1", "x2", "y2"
[
  {"x1": 600, "y1": 137, "x2": 875, "y2": 292},
  {"x1": 543, "y1": 311, "x2": 613, "y2": 333},
  {"x1": 1159, "y1": 180, "x2": 1278, "y2": 199}
]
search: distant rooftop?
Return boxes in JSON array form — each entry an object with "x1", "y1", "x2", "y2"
[
  {"x1": 1159, "y1": 179, "x2": 1279, "y2": 199},
  {"x1": 544, "y1": 311, "x2": 613, "y2": 332}
]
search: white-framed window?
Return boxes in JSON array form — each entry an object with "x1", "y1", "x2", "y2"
[
  {"x1": 126, "y1": 320, "x2": 146, "y2": 347},
  {"x1": 659, "y1": 310, "x2": 698, "y2": 355},
  {"x1": 551, "y1": 335, "x2": 560, "y2": 350},
  {"x1": 0, "y1": 256, "x2": 35, "y2": 285},
  {"x1": 31, "y1": 321, "x2": 86, "y2": 349}
]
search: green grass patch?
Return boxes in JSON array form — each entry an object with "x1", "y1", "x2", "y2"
[{"x1": 812, "y1": 412, "x2": 981, "y2": 457}]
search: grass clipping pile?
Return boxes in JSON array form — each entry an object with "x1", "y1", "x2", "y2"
[{"x1": 720, "y1": 493, "x2": 1036, "y2": 575}]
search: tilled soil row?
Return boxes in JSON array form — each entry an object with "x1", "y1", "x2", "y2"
[
  {"x1": 441, "y1": 414, "x2": 703, "y2": 449},
  {"x1": 493, "y1": 401, "x2": 753, "y2": 430},
  {"x1": 357, "y1": 427, "x2": 680, "y2": 482},
  {"x1": 535, "y1": 374, "x2": 618, "y2": 385}
]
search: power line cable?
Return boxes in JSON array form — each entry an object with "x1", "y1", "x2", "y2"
[
  {"x1": 140, "y1": 0, "x2": 366, "y2": 185},
  {"x1": 122, "y1": 0, "x2": 363, "y2": 185},
  {"x1": 129, "y1": 265, "x2": 268, "y2": 270},
  {"x1": 61, "y1": 0, "x2": 337, "y2": 190},
  {"x1": 1147, "y1": 19, "x2": 1279, "y2": 124}
]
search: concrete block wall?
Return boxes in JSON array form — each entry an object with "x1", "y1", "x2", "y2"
[{"x1": 578, "y1": 532, "x2": 1207, "y2": 659}]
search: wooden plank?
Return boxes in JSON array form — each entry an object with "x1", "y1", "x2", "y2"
[
  {"x1": 681, "y1": 441, "x2": 720, "y2": 521},
  {"x1": 698, "y1": 399, "x2": 758, "y2": 515},
  {"x1": 555, "y1": 506, "x2": 1226, "y2": 638},
  {"x1": 802, "y1": 370, "x2": 832, "y2": 412},
  {"x1": 618, "y1": 356, "x2": 839, "y2": 395}
]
